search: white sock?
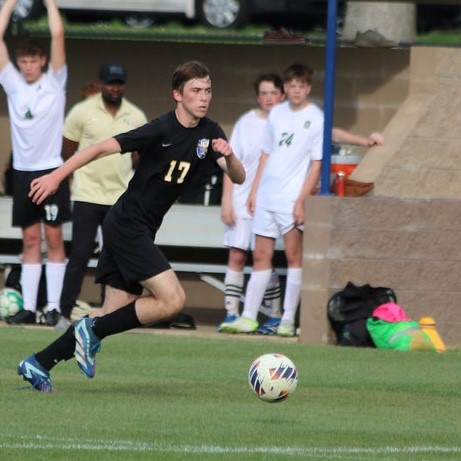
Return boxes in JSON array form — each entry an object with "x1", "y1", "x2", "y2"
[
  {"x1": 224, "y1": 268, "x2": 244, "y2": 317},
  {"x1": 45, "y1": 261, "x2": 67, "y2": 313},
  {"x1": 281, "y1": 268, "x2": 302, "y2": 324},
  {"x1": 263, "y1": 271, "x2": 282, "y2": 318},
  {"x1": 20, "y1": 263, "x2": 42, "y2": 313},
  {"x1": 241, "y1": 269, "x2": 272, "y2": 321}
]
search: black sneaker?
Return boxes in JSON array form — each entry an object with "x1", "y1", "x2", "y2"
[
  {"x1": 45, "y1": 309, "x2": 60, "y2": 327},
  {"x1": 5, "y1": 309, "x2": 36, "y2": 325}
]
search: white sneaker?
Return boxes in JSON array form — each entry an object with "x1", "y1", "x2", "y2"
[{"x1": 277, "y1": 321, "x2": 296, "y2": 337}]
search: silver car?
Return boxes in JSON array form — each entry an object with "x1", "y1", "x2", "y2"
[{"x1": 11, "y1": 0, "x2": 250, "y2": 29}]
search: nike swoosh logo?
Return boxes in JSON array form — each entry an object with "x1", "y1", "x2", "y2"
[{"x1": 162, "y1": 143, "x2": 172, "y2": 147}]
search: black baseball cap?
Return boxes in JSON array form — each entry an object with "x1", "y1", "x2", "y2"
[{"x1": 99, "y1": 63, "x2": 127, "y2": 83}]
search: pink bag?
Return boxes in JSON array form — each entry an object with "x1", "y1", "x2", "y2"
[{"x1": 372, "y1": 303, "x2": 411, "y2": 322}]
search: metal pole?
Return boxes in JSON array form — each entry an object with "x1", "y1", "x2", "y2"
[{"x1": 319, "y1": 0, "x2": 338, "y2": 195}]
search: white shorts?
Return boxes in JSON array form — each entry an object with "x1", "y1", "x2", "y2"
[
  {"x1": 223, "y1": 217, "x2": 255, "y2": 251},
  {"x1": 253, "y1": 207, "x2": 303, "y2": 239}
]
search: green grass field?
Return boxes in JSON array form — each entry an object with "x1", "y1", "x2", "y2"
[{"x1": 0, "y1": 326, "x2": 460, "y2": 461}]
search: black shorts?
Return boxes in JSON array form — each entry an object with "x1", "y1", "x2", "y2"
[
  {"x1": 95, "y1": 211, "x2": 171, "y2": 295},
  {"x1": 12, "y1": 168, "x2": 71, "y2": 228}
]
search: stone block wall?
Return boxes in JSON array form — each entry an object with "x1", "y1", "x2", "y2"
[{"x1": 300, "y1": 195, "x2": 461, "y2": 348}]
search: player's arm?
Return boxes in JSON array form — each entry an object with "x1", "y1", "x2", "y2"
[
  {"x1": 220, "y1": 173, "x2": 235, "y2": 226},
  {"x1": 246, "y1": 152, "x2": 268, "y2": 216},
  {"x1": 213, "y1": 138, "x2": 245, "y2": 185},
  {"x1": 367, "y1": 132, "x2": 385, "y2": 146},
  {"x1": 29, "y1": 137, "x2": 121, "y2": 204},
  {"x1": 293, "y1": 159, "x2": 322, "y2": 226},
  {"x1": 332, "y1": 127, "x2": 384, "y2": 147},
  {"x1": 0, "y1": 0, "x2": 16, "y2": 70},
  {"x1": 46, "y1": 0, "x2": 66, "y2": 72}
]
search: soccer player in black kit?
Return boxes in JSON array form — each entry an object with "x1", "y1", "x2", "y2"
[{"x1": 17, "y1": 61, "x2": 246, "y2": 392}]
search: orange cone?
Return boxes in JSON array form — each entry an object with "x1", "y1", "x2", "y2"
[{"x1": 418, "y1": 317, "x2": 447, "y2": 353}]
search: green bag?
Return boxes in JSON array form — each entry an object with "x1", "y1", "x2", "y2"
[{"x1": 366, "y1": 319, "x2": 435, "y2": 351}]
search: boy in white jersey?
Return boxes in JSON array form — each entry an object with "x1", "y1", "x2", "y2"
[
  {"x1": 221, "y1": 63, "x2": 323, "y2": 337},
  {"x1": 0, "y1": 0, "x2": 70, "y2": 325},
  {"x1": 219, "y1": 73, "x2": 285, "y2": 334}
]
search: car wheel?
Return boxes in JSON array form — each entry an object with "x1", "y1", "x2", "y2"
[
  {"x1": 12, "y1": 0, "x2": 44, "y2": 21},
  {"x1": 123, "y1": 14, "x2": 155, "y2": 28},
  {"x1": 197, "y1": 0, "x2": 249, "y2": 29}
]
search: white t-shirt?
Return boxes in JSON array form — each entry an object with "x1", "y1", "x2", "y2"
[
  {"x1": 0, "y1": 62, "x2": 67, "y2": 171},
  {"x1": 258, "y1": 100, "x2": 324, "y2": 213},
  {"x1": 229, "y1": 109, "x2": 266, "y2": 219}
]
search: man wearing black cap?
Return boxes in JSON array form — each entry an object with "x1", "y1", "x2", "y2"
[
  {"x1": 99, "y1": 62, "x2": 127, "y2": 83},
  {"x1": 52, "y1": 62, "x2": 147, "y2": 328}
]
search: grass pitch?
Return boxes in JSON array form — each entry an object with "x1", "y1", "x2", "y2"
[{"x1": 0, "y1": 326, "x2": 460, "y2": 461}]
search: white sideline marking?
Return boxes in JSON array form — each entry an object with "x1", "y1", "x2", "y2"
[{"x1": 0, "y1": 435, "x2": 459, "y2": 457}]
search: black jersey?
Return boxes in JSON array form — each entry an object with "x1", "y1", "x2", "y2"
[{"x1": 112, "y1": 111, "x2": 225, "y2": 237}]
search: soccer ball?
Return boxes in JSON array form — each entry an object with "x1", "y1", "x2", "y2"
[
  {"x1": 248, "y1": 353, "x2": 298, "y2": 403},
  {"x1": 0, "y1": 288, "x2": 23, "y2": 320}
]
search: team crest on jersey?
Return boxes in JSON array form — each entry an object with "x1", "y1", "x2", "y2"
[
  {"x1": 196, "y1": 138, "x2": 210, "y2": 159},
  {"x1": 303, "y1": 121, "x2": 311, "y2": 129}
]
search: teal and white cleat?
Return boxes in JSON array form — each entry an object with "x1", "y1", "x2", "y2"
[
  {"x1": 17, "y1": 354, "x2": 54, "y2": 392},
  {"x1": 74, "y1": 318, "x2": 101, "y2": 378}
]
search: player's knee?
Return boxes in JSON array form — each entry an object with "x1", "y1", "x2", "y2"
[
  {"x1": 45, "y1": 237, "x2": 64, "y2": 253},
  {"x1": 158, "y1": 285, "x2": 185, "y2": 318},
  {"x1": 285, "y1": 252, "x2": 302, "y2": 267},
  {"x1": 22, "y1": 234, "x2": 41, "y2": 252},
  {"x1": 170, "y1": 286, "x2": 186, "y2": 314}
]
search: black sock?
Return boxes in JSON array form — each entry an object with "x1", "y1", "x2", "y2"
[
  {"x1": 91, "y1": 302, "x2": 141, "y2": 339},
  {"x1": 60, "y1": 303, "x2": 73, "y2": 320},
  {"x1": 35, "y1": 325, "x2": 76, "y2": 371}
]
